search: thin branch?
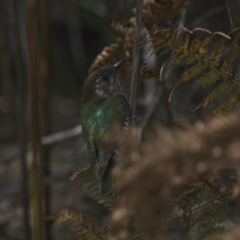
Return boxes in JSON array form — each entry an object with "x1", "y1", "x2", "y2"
[
  {"x1": 129, "y1": 0, "x2": 143, "y2": 117},
  {"x1": 160, "y1": 80, "x2": 174, "y2": 127},
  {"x1": 139, "y1": 86, "x2": 162, "y2": 136},
  {"x1": 226, "y1": 0, "x2": 236, "y2": 31},
  {"x1": 198, "y1": 175, "x2": 222, "y2": 194},
  {"x1": 130, "y1": 191, "x2": 233, "y2": 240},
  {"x1": 0, "y1": 124, "x2": 82, "y2": 164},
  {"x1": 166, "y1": 191, "x2": 233, "y2": 222},
  {"x1": 41, "y1": 124, "x2": 82, "y2": 145}
]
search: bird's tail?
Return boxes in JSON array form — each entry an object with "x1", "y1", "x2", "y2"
[{"x1": 99, "y1": 158, "x2": 115, "y2": 197}]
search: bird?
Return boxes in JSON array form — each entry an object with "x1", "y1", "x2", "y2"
[{"x1": 80, "y1": 60, "x2": 129, "y2": 197}]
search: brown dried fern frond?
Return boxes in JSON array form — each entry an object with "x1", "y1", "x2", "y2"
[
  {"x1": 110, "y1": 110, "x2": 240, "y2": 239},
  {"x1": 69, "y1": 166, "x2": 91, "y2": 181},
  {"x1": 70, "y1": 166, "x2": 99, "y2": 196},
  {"x1": 49, "y1": 207, "x2": 107, "y2": 240},
  {"x1": 89, "y1": 0, "x2": 190, "y2": 77},
  {"x1": 111, "y1": 16, "x2": 129, "y2": 35},
  {"x1": 88, "y1": 38, "x2": 123, "y2": 75},
  {"x1": 208, "y1": 167, "x2": 221, "y2": 187},
  {"x1": 99, "y1": 194, "x2": 120, "y2": 210},
  {"x1": 141, "y1": 0, "x2": 190, "y2": 29}
]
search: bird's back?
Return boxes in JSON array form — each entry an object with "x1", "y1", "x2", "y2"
[{"x1": 81, "y1": 94, "x2": 129, "y2": 196}]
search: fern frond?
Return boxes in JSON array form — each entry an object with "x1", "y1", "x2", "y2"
[
  {"x1": 197, "y1": 35, "x2": 213, "y2": 58},
  {"x1": 208, "y1": 167, "x2": 221, "y2": 186},
  {"x1": 88, "y1": 38, "x2": 123, "y2": 75},
  {"x1": 199, "y1": 82, "x2": 233, "y2": 108},
  {"x1": 111, "y1": 16, "x2": 128, "y2": 35},
  {"x1": 180, "y1": 180, "x2": 204, "y2": 197},
  {"x1": 232, "y1": 65, "x2": 240, "y2": 89},
  {"x1": 181, "y1": 62, "x2": 206, "y2": 82},
  {"x1": 99, "y1": 195, "x2": 120, "y2": 210},
  {"x1": 213, "y1": 96, "x2": 240, "y2": 114},
  {"x1": 220, "y1": 39, "x2": 238, "y2": 77},
  {"x1": 189, "y1": 36, "x2": 202, "y2": 54},
  {"x1": 208, "y1": 38, "x2": 226, "y2": 66},
  {"x1": 197, "y1": 71, "x2": 220, "y2": 88},
  {"x1": 148, "y1": 27, "x2": 240, "y2": 112},
  {"x1": 70, "y1": 167, "x2": 99, "y2": 196},
  {"x1": 49, "y1": 207, "x2": 107, "y2": 240}
]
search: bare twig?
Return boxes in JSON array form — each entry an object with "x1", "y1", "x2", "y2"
[
  {"x1": 226, "y1": 0, "x2": 236, "y2": 31},
  {"x1": 166, "y1": 191, "x2": 233, "y2": 222},
  {"x1": 139, "y1": 86, "x2": 162, "y2": 132},
  {"x1": 41, "y1": 124, "x2": 82, "y2": 145},
  {"x1": 0, "y1": 124, "x2": 82, "y2": 164},
  {"x1": 130, "y1": 191, "x2": 233, "y2": 240},
  {"x1": 129, "y1": 0, "x2": 143, "y2": 117},
  {"x1": 160, "y1": 80, "x2": 174, "y2": 127}
]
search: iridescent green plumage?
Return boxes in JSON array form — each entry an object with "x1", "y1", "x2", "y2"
[{"x1": 80, "y1": 60, "x2": 129, "y2": 197}]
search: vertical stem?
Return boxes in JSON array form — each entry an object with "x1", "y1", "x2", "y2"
[
  {"x1": 160, "y1": 81, "x2": 174, "y2": 127},
  {"x1": 39, "y1": 0, "x2": 51, "y2": 239},
  {"x1": 226, "y1": 0, "x2": 236, "y2": 30},
  {"x1": 26, "y1": 0, "x2": 42, "y2": 239},
  {"x1": 12, "y1": 0, "x2": 31, "y2": 238},
  {"x1": 1, "y1": 1, "x2": 16, "y2": 139},
  {"x1": 129, "y1": 0, "x2": 143, "y2": 117}
]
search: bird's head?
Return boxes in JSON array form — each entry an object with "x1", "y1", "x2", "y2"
[{"x1": 82, "y1": 60, "x2": 126, "y2": 103}]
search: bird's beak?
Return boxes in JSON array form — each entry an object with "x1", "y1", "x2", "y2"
[
  {"x1": 114, "y1": 59, "x2": 127, "y2": 69},
  {"x1": 113, "y1": 59, "x2": 126, "y2": 77}
]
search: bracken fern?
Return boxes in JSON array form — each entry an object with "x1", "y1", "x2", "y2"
[{"x1": 147, "y1": 27, "x2": 240, "y2": 113}]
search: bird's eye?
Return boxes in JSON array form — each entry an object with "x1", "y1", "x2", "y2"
[{"x1": 103, "y1": 75, "x2": 109, "y2": 81}]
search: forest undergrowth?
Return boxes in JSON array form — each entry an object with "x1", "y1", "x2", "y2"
[{"x1": 49, "y1": 0, "x2": 240, "y2": 239}]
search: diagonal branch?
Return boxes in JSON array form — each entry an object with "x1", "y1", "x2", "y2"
[{"x1": 226, "y1": 0, "x2": 236, "y2": 31}]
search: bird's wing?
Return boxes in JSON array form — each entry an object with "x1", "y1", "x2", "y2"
[{"x1": 82, "y1": 94, "x2": 129, "y2": 180}]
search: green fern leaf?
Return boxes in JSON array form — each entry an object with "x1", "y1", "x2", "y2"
[
  {"x1": 232, "y1": 65, "x2": 240, "y2": 88},
  {"x1": 208, "y1": 167, "x2": 221, "y2": 186},
  {"x1": 200, "y1": 82, "x2": 233, "y2": 108},
  {"x1": 198, "y1": 35, "x2": 213, "y2": 58},
  {"x1": 213, "y1": 96, "x2": 240, "y2": 114},
  {"x1": 220, "y1": 39, "x2": 238, "y2": 77},
  {"x1": 181, "y1": 61, "x2": 206, "y2": 82},
  {"x1": 208, "y1": 38, "x2": 226, "y2": 66},
  {"x1": 189, "y1": 36, "x2": 202, "y2": 54},
  {"x1": 197, "y1": 70, "x2": 220, "y2": 88},
  {"x1": 149, "y1": 27, "x2": 240, "y2": 112}
]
